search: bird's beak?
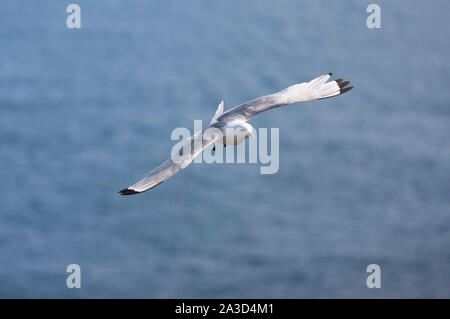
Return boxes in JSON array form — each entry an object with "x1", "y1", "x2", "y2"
[{"x1": 249, "y1": 130, "x2": 256, "y2": 138}]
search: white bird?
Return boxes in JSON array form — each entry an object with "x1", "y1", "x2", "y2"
[{"x1": 119, "y1": 73, "x2": 353, "y2": 195}]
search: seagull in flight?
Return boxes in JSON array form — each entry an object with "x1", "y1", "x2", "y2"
[{"x1": 119, "y1": 73, "x2": 353, "y2": 195}]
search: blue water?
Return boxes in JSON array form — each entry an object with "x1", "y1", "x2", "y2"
[{"x1": 0, "y1": 0, "x2": 449, "y2": 298}]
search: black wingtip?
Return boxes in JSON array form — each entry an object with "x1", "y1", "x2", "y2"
[
  {"x1": 318, "y1": 75, "x2": 353, "y2": 100},
  {"x1": 340, "y1": 86, "x2": 354, "y2": 94},
  {"x1": 335, "y1": 78, "x2": 353, "y2": 94},
  {"x1": 118, "y1": 188, "x2": 140, "y2": 196},
  {"x1": 339, "y1": 81, "x2": 351, "y2": 88}
]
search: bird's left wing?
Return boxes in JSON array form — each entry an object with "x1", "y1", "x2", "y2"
[
  {"x1": 217, "y1": 73, "x2": 353, "y2": 123},
  {"x1": 119, "y1": 125, "x2": 223, "y2": 195}
]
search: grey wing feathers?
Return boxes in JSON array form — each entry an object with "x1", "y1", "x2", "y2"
[
  {"x1": 218, "y1": 73, "x2": 353, "y2": 122},
  {"x1": 118, "y1": 159, "x2": 180, "y2": 195},
  {"x1": 119, "y1": 128, "x2": 222, "y2": 195}
]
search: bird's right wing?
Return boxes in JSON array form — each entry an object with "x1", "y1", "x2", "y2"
[
  {"x1": 119, "y1": 126, "x2": 223, "y2": 195},
  {"x1": 217, "y1": 73, "x2": 353, "y2": 123}
]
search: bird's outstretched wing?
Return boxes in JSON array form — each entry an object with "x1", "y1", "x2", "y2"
[
  {"x1": 217, "y1": 73, "x2": 353, "y2": 123},
  {"x1": 119, "y1": 127, "x2": 223, "y2": 195}
]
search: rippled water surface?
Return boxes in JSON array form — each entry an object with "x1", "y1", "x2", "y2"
[{"x1": 0, "y1": 0, "x2": 449, "y2": 297}]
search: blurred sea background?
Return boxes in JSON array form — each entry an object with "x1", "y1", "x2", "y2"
[{"x1": 0, "y1": 0, "x2": 449, "y2": 298}]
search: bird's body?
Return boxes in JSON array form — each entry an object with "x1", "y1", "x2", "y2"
[
  {"x1": 208, "y1": 101, "x2": 254, "y2": 147},
  {"x1": 216, "y1": 120, "x2": 255, "y2": 146},
  {"x1": 119, "y1": 73, "x2": 353, "y2": 195}
]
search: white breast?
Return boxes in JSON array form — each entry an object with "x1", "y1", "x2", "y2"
[{"x1": 218, "y1": 121, "x2": 249, "y2": 146}]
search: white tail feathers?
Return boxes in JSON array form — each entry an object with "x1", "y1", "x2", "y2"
[{"x1": 280, "y1": 72, "x2": 353, "y2": 104}]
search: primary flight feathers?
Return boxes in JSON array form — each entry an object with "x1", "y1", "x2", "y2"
[{"x1": 119, "y1": 73, "x2": 353, "y2": 195}]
